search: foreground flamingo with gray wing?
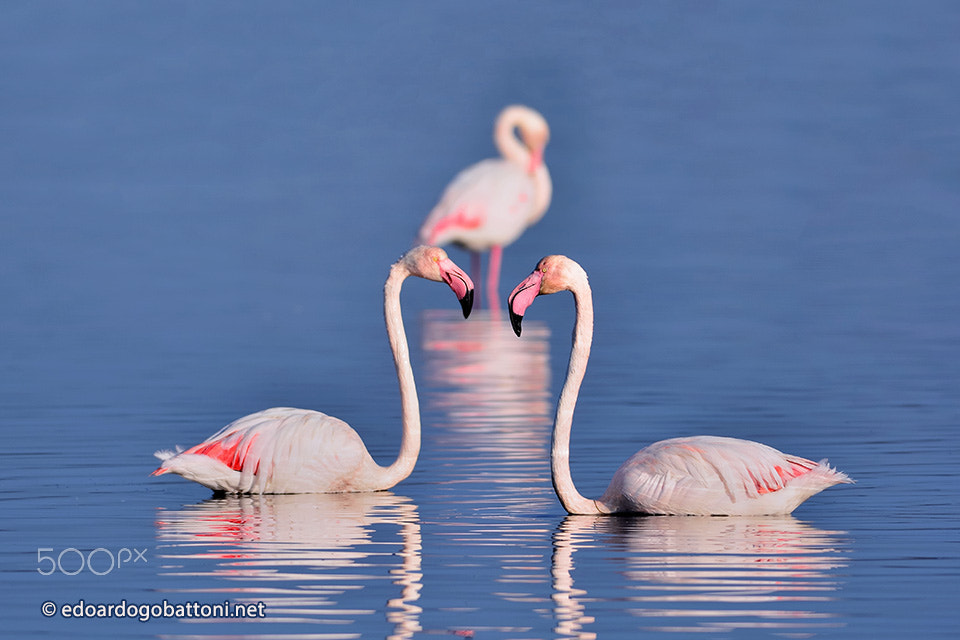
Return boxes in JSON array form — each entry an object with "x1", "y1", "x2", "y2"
[
  {"x1": 153, "y1": 246, "x2": 474, "y2": 494},
  {"x1": 508, "y1": 255, "x2": 852, "y2": 515},
  {"x1": 419, "y1": 105, "x2": 551, "y2": 309}
]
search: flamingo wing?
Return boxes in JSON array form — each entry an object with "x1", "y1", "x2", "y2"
[
  {"x1": 153, "y1": 407, "x2": 377, "y2": 494},
  {"x1": 602, "y1": 435, "x2": 852, "y2": 515},
  {"x1": 419, "y1": 158, "x2": 537, "y2": 251}
]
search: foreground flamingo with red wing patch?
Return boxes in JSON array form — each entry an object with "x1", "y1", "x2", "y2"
[
  {"x1": 419, "y1": 105, "x2": 551, "y2": 309},
  {"x1": 152, "y1": 246, "x2": 474, "y2": 494},
  {"x1": 508, "y1": 255, "x2": 852, "y2": 515}
]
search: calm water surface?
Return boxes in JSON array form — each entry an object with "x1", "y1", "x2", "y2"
[{"x1": 2, "y1": 2, "x2": 959, "y2": 638}]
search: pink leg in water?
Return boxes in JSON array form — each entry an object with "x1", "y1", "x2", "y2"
[
  {"x1": 470, "y1": 251, "x2": 482, "y2": 293},
  {"x1": 487, "y1": 245, "x2": 503, "y2": 313}
]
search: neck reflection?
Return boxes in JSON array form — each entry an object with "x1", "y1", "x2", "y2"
[{"x1": 421, "y1": 309, "x2": 554, "y2": 512}]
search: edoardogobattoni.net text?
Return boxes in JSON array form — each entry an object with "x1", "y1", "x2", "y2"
[{"x1": 43, "y1": 599, "x2": 266, "y2": 622}]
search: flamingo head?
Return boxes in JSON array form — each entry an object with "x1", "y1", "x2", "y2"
[
  {"x1": 403, "y1": 246, "x2": 475, "y2": 318},
  {"x1": 497, "y1": 105, "x2": 550, "y2": 173},
  {"x1": 519, "y1": 116, "x2": 549, "y2": 173},
  {"x1": 508, "y1": 255, "x2": 584, "y2": 336}
]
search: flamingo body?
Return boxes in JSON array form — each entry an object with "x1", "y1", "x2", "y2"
[
  {"x1": 508, "y1": 255, "x2": 852, "y2": 516},
  {"x1": 153, "y1": 246, "x2": 474, "y2": 494},
  {"x1": 601, "y1": 436, "x2": 849, "y2": 516},
  {"x1": 154, "y1": 408, "x2": 380, "y2": 494},
  {"x1": 419, "y1": 105, "x2": 551, "y2": 308},
  {"x1": 420, "y1": 159, "x2": 538, "y2": 251}
]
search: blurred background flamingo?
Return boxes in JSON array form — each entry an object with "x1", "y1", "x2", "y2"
[
  {"x1": 508, "y1": 255, "x2": 852, "y2": 516},
  {"x1": 418, "y1": 105, "x2": 551, "y2": 311}
]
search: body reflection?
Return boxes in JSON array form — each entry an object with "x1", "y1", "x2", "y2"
[
  {"x1": 552, "y1": 515, "x2": 849, "y2": 637},
  {"x1": 421, "y1": 309, "x2": 553, "y2": 512},
  {"x1": 156, "y1": 492, "x2": 421, "y2": 639}
]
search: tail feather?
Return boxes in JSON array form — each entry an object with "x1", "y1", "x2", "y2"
[
  {"x1": 817, "y1": 459, "x2": 854, "y2": 485},
  {"x1": 151, "y1": 446, "x2": 183, "y2": 476},
  {"x1": 153, "y1": 446, "x2": 183, "y2": 461}
]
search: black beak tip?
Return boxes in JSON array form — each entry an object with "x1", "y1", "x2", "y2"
[
  {"x1": 509, "y1": 309, "x2": 523, "y2": 337},
  {"x1": 460, "y1": 288, "x2": 474, "y2": 319}
]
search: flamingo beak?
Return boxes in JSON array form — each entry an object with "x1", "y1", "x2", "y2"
[
  {"x1": 459, "y1": 288, "x2": 475, "y2": 318},
  {"x1": 439, "y1": 258, "x2": 475, "y2": 318},
  {"x1": 507, "y1": 270, "x2": 544, "y2": 336},
  {"x1": 527, "y1": 147, "x2": 544, "y2": 174}
]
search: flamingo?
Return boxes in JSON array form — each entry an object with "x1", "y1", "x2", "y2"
[
  {"x1": 152, "y1": 246, "x2": 474, "y2": 494},
  {"x1": 418, "y1": 105, "x2": 552, "y2": 309},
  {"x1": 508, "y1": 255, "x2": 852, "y2": 515}
]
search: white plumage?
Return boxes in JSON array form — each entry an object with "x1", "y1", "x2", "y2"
[
  {"x1": 154, "y1": 408, "x2": 376, "y2": 494},
  {"x1": 421, "y1": 159, "x2": 540, "y2": 250},
  {"x1": 602, "y1": 436, "x2": 850, "y2": 516}
]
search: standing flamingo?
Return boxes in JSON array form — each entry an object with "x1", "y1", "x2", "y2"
[
  {"x1": 419, "y1": 105, "x2": 551, "y2": 310},
  {"x1": 152, "y1": 246, "x2": 474, "y2": 494},
  {"x1": 508, "y1": 255, "x2": 852, "y2": 515}
]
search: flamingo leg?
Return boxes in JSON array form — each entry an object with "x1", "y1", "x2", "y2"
[
  {"x1": 487, "y1": 245, "x2": 503, "y2": 313},
  {"x1": 470, "y1": 251, "x2": 482, "y2": 293}
]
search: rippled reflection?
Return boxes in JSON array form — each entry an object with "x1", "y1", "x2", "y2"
[
  {"x1": 155, "y1": 492, "x2": 421, "y2": 639},
  {"x1": 418, "y1": 309, "x2": 558, "y2": 636},
  {"x1": 552, "y1": 515, "x2": 849, "y2": 637},
  {"x1": 422, "y1": 309, "x2": 551, "y2": 428},
  {"x1": 421, "y1": 309, "x2": 554, "y2": 513}
]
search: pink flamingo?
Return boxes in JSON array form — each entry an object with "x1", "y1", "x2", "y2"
[
  {"x1": 419, "y1": 105, "x2": 551, "y2": 309},
  {"x1": 508, "y1": 255, "x2": 852, "y2": 515},
  {"x1": 152, "y1": 246, "x2": 474, "y2": 494}
]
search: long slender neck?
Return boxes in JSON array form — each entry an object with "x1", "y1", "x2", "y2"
[
  {"x1": 494, "y1": 113, "x2": 530, "y2": 168},
  {"x1": 529, "y1": 165, "x2": 552, "y2": 226},
  {"x1": 378, "y1": 264, "x2": 421, "y2": 489},
  {"x1": 552, "y1": 279, "x2": 609, "y2": 514},
  {"x1": 494, "y1": 113, "x2": 552, "y2": 225}
]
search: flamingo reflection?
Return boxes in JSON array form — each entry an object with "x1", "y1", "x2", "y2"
[
  {"x1": 419, "y1": 309, "x2": 555, "y2": 635},
  {"x1": 552, "y1": 515, "x2": 849, "y2": 637},
  {"x1": 155, "y1": 492, "x2": 422, "y2": 639},
  {"x1": 421, "y1": 309, "x2": 553, "y2": 512}
]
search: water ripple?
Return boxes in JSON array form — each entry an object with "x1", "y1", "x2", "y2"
[
  {"x1": 552, "y1": 515, "x2": 850, "y2": 637},
  {"x1": 155, "y1": 492, "x2": 423, "y2": 639}
]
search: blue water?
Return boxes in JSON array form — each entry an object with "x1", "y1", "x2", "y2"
[{"x1": 3, "y1": 2, "x2": 959, "y2": 638}]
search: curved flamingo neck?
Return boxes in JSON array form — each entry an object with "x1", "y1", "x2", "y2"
[
  {"x1": 552, "y1": 276, "x2": 610, "y2": 515},
  {"x1": 378, "y1": 263, "x2": 422, "y2": 489},
  {"x1": 494, "y1": 109, "x2": 552, "y2": 225},
  {"x1": 529, "y1": 165, "x2": 553, "y2": 225},
  {"x1": 494, "y1": 109, "x2": 532, "y2": 168}
]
